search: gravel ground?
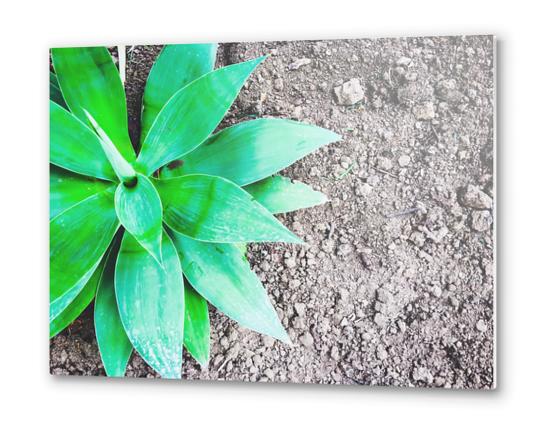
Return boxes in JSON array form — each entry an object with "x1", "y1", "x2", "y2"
[{"x1": 50, "y1": 35, "x2": 495, "y2": 389}]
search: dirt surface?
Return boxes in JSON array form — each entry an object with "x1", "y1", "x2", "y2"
[{"x1": 50, "y1": 36, "x2": 495, "y2": 389}]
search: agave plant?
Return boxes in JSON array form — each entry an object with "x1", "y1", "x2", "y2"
[{"x1": 50, "y1": 44, "x2": 340, "y2": 378}]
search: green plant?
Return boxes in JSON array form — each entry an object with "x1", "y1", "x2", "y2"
[{"x1": 50, "y1": 44, "x2": 340, "y2": 378}]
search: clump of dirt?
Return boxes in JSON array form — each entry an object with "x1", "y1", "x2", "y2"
[{"x1": 50, "y1": 36, "x2": 495, "y2": 389}]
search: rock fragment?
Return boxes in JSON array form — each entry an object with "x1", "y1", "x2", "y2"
[
  {"x1": 460, "y1": 185, "x2": 493, "y2": 209},
  {"x1": 412, "y1": 101, "x2": 435, "y2": 120},
  {"x1": 333, "y1": 78, "x2": 364, "y2": 105},
  {"x1": 288, "y1": 58, "x2": 311, "y2": 70},
  {"x1": 471, "y1": 210, "x2": 493, "y2": 232}
]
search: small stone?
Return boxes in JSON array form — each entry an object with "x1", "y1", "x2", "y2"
[
  {"x1": 412, "y1": 102, "x2": 435, "y2": 120},
  {"x1": 476, "y1": 319, "x2": 488, "y2": 332},
  {"x1": 376, "y1": 345, "x2": 388, "y2": 360},
  {"x1": 294, "y1": 303, "x2": 306, "y2": 317},
  {"x1": 374, "y1": 312, "x2": 387, "y2": 327},
  {"x1": 284, "y1": 256, "x2": 296, "y2": 269},
  {"x1": 398, "y1": 155, "x2": 411, "y2": 167},
  {"x1": 299, "y1": 332, "x2": 314, "y2": 348},
  {"x1": 396, "y1": 56, "x2": 412, "y2": 67},
  {"x1": 273, "y1": 78, "x2": 284, "y2": 91},
  {"x1": 333, "y1": 78, "x2": 364, "y2": 105},
  {"x1": 252, "y1": 355, "x2": 263, "y2": 368},
  {"x1": 460, "y1": 185, "x2": 493, "y2": 209},
  {"x1": 330, "y1": 346, "x2": 340, "y2": 361},
  {"x1": 409, "y1": 231, "x2": 426, "y2": 247},
  {"x1": 260, "y1": 260, "x2": 271, "y2": 272},
  {"x1": 262, "y1": 335, "x2": 275, "y2": 348},
  {"x1": 412, "y1": 367, "x2": 434, "y2": 384},
  {"x1": 292, "y1": 106, "x2": 303, "y2": 120},
  {"x1": 436, "y1": 79, "x2": 463, "y2": 103},
  {"x1": 431, "y1": 285, "x2": 442, "y2": 298},
  {"x1": 376, "y1": 288, "x2": 392, "y2": 304},
  {"x1": 471, "y1": 210, "x2": 493, "y2": 232},
  {"x1": 377, "y1": 156, "x2": 393, "y2": 171},
  {"x1": 288, "y1": 58, "x2": 311, "y2": 70},
  {"x1": 355, "y1": 183, "x2": 372, "y2": 197},
  {"x1": 337, "y1": 243, "x2": 353, "y2": 256},
  {"x1": 321, "y1": 239, "x2": 335, "y2": 253},
  {"x1": 264, "y1": 369, "x2": 275, "y2": 380}
]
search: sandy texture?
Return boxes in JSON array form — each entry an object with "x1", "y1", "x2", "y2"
[{"x1": 50, "y1": 36, "x2": 495, "y2": 389}]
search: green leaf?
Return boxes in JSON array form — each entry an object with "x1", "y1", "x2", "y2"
[
  {"x1": 50, "y1": 165, "x2": 113, "y2": 220},
  {"x1": 95, "y1": 239, "x2": 133, "y2": 377},
  {"x1": 115, "y1": 231, "x2": 184, "y2": 378},
  {"x1": 50, "y1": 259, "x2": 101, "y2": 322},
  {"x1": 160, "y1": 118, "x2": 340, "y2": 186},
  {"x1": 170, "y1": 232, "x2": 289, "y2": 343},
  {"x1": 183, "y1": 282, "x2": 210, "y2": 367},
  {"x1": 50, "y1": 187, "x2": 119, "y2": 304},
  {"x1": 244, "y1": 175, "x2": 328, "y2": 214},
  {"x1": 140, "y1": 43, "x2": 217, "y2": 143},
  {"x1": 154, "y1": 174, "x2": 302, "y2": 244},
  {"x1": 49, "y1": 255, "x2": 104, "y2": 338},
  {"x1": 50, "y1": 72, "x2": 67, "y2": 109},
  {"x1": 50, "y1": 101, "x2": 117, "y2": 181},
  {"x1": 83, "y1": 109, "x2": 137, "y2": 184},
  {"x1": 114, "y1": 174, "x2": 163, "y2": 264},
  {"x1": 136, "y1": 56, "x2": 265, "y2": 175},
  {"x1": 51, "y1": 47, "x2": 135, "y2": 161}
]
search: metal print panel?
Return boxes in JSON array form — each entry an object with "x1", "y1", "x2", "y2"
[{"x1": 50, "y1": 35, "x2": 495, "y2": 389}]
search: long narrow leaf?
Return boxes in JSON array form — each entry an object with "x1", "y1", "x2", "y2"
[
  {"x1": 171, "y1": 232, "x2": 289, "y2": 343},
  {"x1": 95, "y1": 238, "x2": 133, "y2": 377},
  {"x1": 49, "y1": 255, "x2": 104, "y2": 338},
  {"x1": 154, "y1": 174, "x2": 302, "y2": 244},
  {"x1": 50, "y1": 165, "x2": 112, "y2": 219},
  {"x1": 115, "y1": 231, "x2": 184, "y2": 378},
  {"x1": 50, "y1": 101, "x2": 117, "y2": 181},
  {"x1": 50, "y1": 187, "x2": 119, "y2": 303},
  {"x1": 140, "y1": 44, "x2": 217, "y2": 143},
  {"x1": 50, "y1": 72, "x2": 67, "y2": 109},
  {"x1": 183, "y1": 282, "x2": 210, "y2": 367},
  {"x1": 114, "y1": 174, "x2": 163, "y2": 264},
  {"x1": 50, "y1": 260, "x2": 101, "y2": 322},
  {"x1": 136, "y1": 56, "x2": 265, "y2": 175},
  {"x1": 244, "y1": 175, "x2": 328, "y2": 214},
  {"x1": 160, "y1": 118, "x2": 340, "y2": 185},
  {"x1": 51, "y1": 47, "x2": 135, "y2": 161}
]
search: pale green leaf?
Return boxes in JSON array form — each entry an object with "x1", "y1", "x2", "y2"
[
  {"x1": 51, "y1": 47, "x2": 135, "y2": 161},
  {"x1": 50, "y1": 260, "x2": 101, "y2": 322},
  {"x1": 50, "y1": 187, "x2": 119, "y2": 303},
  {"x1": 244, "y1": 175, "x2": 328, "y2": 214},
  {"x1": 136, "y1": 56, "x2": 265, "y2": 175},
  {"x1": 161, "y1": 118, "x2": 340, "y2": 185},
  {"x1": 140, "y1": 43, "x2": 217, "y2": 143},
  {"x1": 50, "y1": 165, "x2": 113, "y2": 220},
  {"x1": 95, "y1": 240, "x2": 133, "y2": 377},
  {"x1": 49, "y1": 254, "x2": 104, "y2": 338},
  {"x1": 114, "y1": 174, "x2": 163, "y2": 264},
  {"x1": 171, "y1": 232, "x2": 289, "y2": 343},
  {"x1": 50, "y1": 101, "x2": 117, "y2": 181},
  {"x1": 183, "y1": 282, "x2": 210, "y2": 367},
  {"x1": 115, "y1": 231, "x2": 184, "y2": 378},
  {"x1": 154, "y1": 174, "x2": 302, "y2": 244}
]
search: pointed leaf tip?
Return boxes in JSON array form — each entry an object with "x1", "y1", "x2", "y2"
[
  {"x1": 114, "y1": 174, "x2": 163, "y2": 266},
  {"x1": 115, "y1": 231, "x2": 184, "y2": 378},
  {"x1": 137, "y1": 56, "x2": 267, "y2": 175},
  {"x1": 83, "y1": 109, "x2": 136, "y2": 183},
  {"x1": 155, "y1": 175, "x2": 303, "y2": 244}
]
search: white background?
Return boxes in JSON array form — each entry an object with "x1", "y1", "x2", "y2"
[{"x1": 1, "y1": 0, "x2": 539, "y2": 422}]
